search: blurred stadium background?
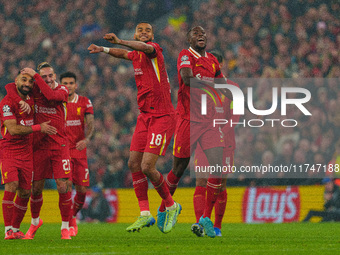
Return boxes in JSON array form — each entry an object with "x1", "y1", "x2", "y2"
[{"x1": 0, "y1": 0, "x2": 340, "y2": 224}]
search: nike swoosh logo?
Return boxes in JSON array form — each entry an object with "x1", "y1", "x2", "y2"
[
  {"x1": 196, "y1": 63, "x2": 203, "y2": 67},
  {"x1": 82, "y1": 180, "x2": 89, "y2": 183},
  {"x1": 149, "y1": 146, "x2": 158, "y2": 148},
  {"x1": 65, "y1": 171, "x2": 71, "y2": 174}
]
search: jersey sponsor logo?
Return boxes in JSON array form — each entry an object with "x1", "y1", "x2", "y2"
[
  {"x1": 2, "y1": 105, "x2": 13, "y2": 117},
  {"x1": 35, "y1": 105, "x2": 57, "y2": 114},
  {"x1": 66, "y1": 119, "x2": 81, "y2": 126},
  {"x1": 134, "y1": 68, "x2": 143, "y2": 75},
  {"x1": 19, "y1": 119, "x2": 34, "y2": 126}
]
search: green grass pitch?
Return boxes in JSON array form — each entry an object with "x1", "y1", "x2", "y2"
[{"x1": 1, "y1": 223, "x2": 340, "y2": 254}]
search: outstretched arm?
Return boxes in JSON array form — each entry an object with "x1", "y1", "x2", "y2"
[
  {"x1": 88, "y1": 44, "x2": 130, "y2": 60},
  {"x1": 104, "y1": 33, "x2": 155, "y2": 54}
]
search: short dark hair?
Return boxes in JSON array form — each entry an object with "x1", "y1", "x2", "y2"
[
  {"x1": 60, "y1": 71, "x2": 77, "y2": 82},
  {"x1": 136, "y1": 22, "x2": 153, "y2": 33},
  {"x1": 210, "y1": 50, "x2": 223, "y2": 64},
  {"x1": 37, "y1": 62, "x2": 53, "y2": 71}
]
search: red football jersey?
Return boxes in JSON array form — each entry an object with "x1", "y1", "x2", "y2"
[
  {"x1": 66, "y1": 94, "x2": 94, "y2": 158},
  {"x1": 127, "y1": 42, "x2": 174, "y2": 115},
  {"x1": 5, "y1": 74, "x2": 69, "y2": 150},
  {"x1": 177, "y1": 47, "x2": 224, "y2": 122},
  {"x1": 0, "y1": 92, "x2": 34, "y2": 160}
]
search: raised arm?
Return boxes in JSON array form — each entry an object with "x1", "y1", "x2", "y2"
[
  {"x1": 88, "y1": 44, "x2": 130, "y2": 60},
  {"x1": 21, "y1": 68, "x2": 68, "y2": 101},
  {"x1": 104, "y1": 33, "x2": 155, "y2": 54}
]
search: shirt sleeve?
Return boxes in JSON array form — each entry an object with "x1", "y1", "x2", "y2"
[
  {"x1": 177, "y1": 50, "x2": 192, "y2": 71},
  {"x1": 85, "y1": 98, "x2": 94, "y2": 115},
  {"x1": 145, "y1": 42, "x2": 160, "y2": 59},
  {"x1": 33, "y1": 73, "x2": 68, "y2": 101},
  {"x1": 127, "y1": 50, "x2": 136, "y2": 61},
  {"x1": 0, "y1": 100, "x2": 16, "y2": 121}
]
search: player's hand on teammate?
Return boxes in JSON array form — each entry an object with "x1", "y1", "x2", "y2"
[
  {"x1": 19, "y1": 100, "x2": 31, "y2": 114},
  {"x1": 21, "y1": 67, "x2": 37, "y2": 77},
  {"x1": 40, "y1": 120, "x2": 57, "y2": 135},
  {"x1": 103, "y1": 33, "x2": 121, "y2": 44},
  {"x1": 76, "y1": 138, "x2": 88, "y2": 151}
]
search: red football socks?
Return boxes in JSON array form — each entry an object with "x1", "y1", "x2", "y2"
[
  {"x1": 214, "y1": 189, "x2": 227, "y2": 229},
  {"x1": 132, "y1": 171, "x2": 149, "y2": 212},
  {"x1": 2, "y1": 191, "x2": 16, "y2": 227},
  {"x1": 159, "y1": 170, "x2": 180, "y2": 212},
  {"x1": 30, "y1": 193, "x2": 43, "y2": 219},
  {"x1": 151, "y1": 173, "x2": 174, "y2": 208},
  {"x1": 12, "y1": 196, "x2": 29, "y2": 229},
  {"x1": 193, "y1": 186, "x2": 206, "y2": 223},
  {"x1": 72, "y1": 192, "x2": 86, "y2": 217},
  {"x1": 203, "y1": 177, "x2": 222, "y2": 218},
  {"x1": 59, "y1": 192, "x2": 72, "y2": 222}
]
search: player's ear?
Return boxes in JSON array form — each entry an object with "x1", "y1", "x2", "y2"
[{"x1": 134, "y1": 33, "x2": 137, "y2": 40}]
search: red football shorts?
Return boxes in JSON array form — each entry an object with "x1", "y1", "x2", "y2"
[
  {"x1": 33, "y1": 148, "x2": 71, "y2": 181},
  {"x1": 173, "y1": 117, "x2": 225, "y2": 158},
  {"x1": 130, "y1": 112, "x2": 175, "y2": 156},
  {"x1": 0, "y1": 158, "x2": 33, "y2": 190},
  {"x1": 70, "y1": 157, "x2": 90, "y2": 187},
  {"x1": 194, "y1": 143, "x2": 234, "y2": 176}
]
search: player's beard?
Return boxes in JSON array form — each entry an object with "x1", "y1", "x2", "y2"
[
  {"x1": 18, "y1": 86, "x2": 31, "y2": 95},
  {"x1": 136, "y1": 36, "x2": 152, "y2": 43}
]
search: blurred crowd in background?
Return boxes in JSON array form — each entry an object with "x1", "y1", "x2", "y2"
[{"x1": 0, "y1": 0, "x2": 339, "y2": 189}]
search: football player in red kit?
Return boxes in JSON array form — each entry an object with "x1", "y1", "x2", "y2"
[
  {"x1": 157, "y1": 26, "x2": 233, "y2": 238},
  {"x1": 88, "y1": 22, "x2": 180, "y2": 233},
  {"x1": 6, "y1": 63, "x2": 73, "y2": 239},
  {"x1": 61, "y1": 71, "x2": 94, "y2": 237},
  {"x1": 1, "y1": 71, "x2": 56, "y2": 239}
]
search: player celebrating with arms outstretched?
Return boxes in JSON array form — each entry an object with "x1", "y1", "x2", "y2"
[{"x1": 88, "y1": 22, "x2": 180, "y2": 233}]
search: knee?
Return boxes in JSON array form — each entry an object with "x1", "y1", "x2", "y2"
[
  {"x1": 56, "y1": 179, "x2": 69, "y2": 193},
  {"x1": 196, "y1": 178, "x2": 207, "y2": 187},
  {"x1": 18, "y1": 189, "x2": 31, "y2": 199},
  {"x1": 76, "y1": 185, "x2": 87, "y2": 194},
  {"x1": 141, "y1": 161, "x2": 153, "y2": 175},
  {"x1": 31, "y1": 184, "x2": 44, "y2": 196},
  {"x1": 128, "y1": 158, "x2": 141, "y2": 173}
]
